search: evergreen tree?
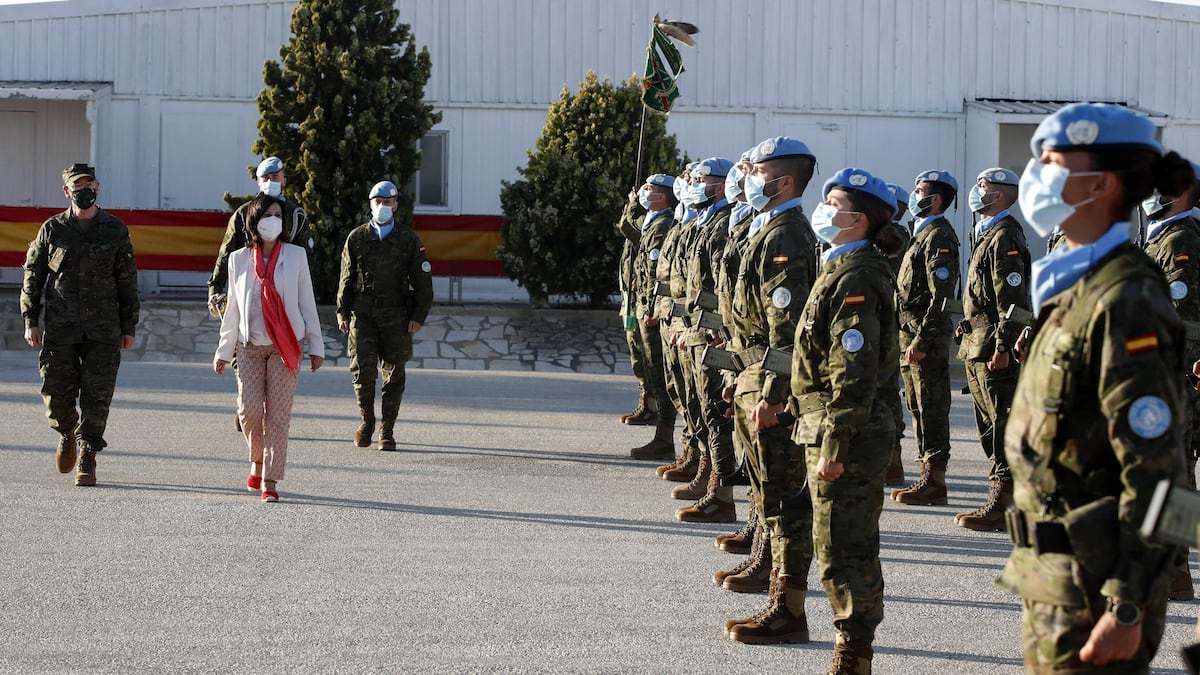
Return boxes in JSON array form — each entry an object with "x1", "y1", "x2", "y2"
[
  {"x1": 247, "y1": 0, "x2": 440, "y2": 300},
  {"x1": 498, "y1": 72, "x2": 685, "y2": 307}
]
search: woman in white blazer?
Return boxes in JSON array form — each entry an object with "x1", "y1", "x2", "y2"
[{"x1": 214, "y1": 194, "x2": 324, "y2": 502}]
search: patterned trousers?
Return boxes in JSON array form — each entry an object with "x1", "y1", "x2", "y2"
[{"x1": 235, "y1": 342, "x2": 298, "y2": 482}]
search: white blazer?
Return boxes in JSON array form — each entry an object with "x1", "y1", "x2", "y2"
[{"x1": 215, "y1": 243, "x2": 325, "y2": 363}]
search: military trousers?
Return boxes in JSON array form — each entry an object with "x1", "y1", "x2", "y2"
[
  {"x1": 348, "y1": 308, "x2": 414, "y2": 419},
  {"x1": 804, "y1": 405, "x2": 892, "y2": 645},
  {"x1": 639, "y1": 323, "x2": 675, "y2": 427},
  {"x1": 964, "y1": 358, "x2": 1018, "y2": 482},
  {"x1": 660, "y1": 328, "x2": 694, "y2": 452},
  {"x1": 674, "y1": 337, "x2": 706, "y2": 459},
  {"x1": 38, "y1": 337, "x2": 121, "y2": 451},
  {"x1": 734, "y1": 378, "x2": 813, "y2": 578},
  {"x1": 899, "y1": 332, "x2": 952, "y2": 465},
  {"x1": 624, "y1": 316, "x2": 649, "y2": 398},
  {"x1": 689, "y1": 342, "x2": 737, "y2": 478}
]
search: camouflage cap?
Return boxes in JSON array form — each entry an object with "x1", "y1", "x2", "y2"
[{"x1": 62, "y1": 163, "x2": 96, "y2": 184}]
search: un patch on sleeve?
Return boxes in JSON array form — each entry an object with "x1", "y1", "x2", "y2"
[
  {"x1": 1170, "y1": 280, "x2": 1188, "y2": 300},
  {"x1": 650, "y1": 249, "x2": 661, "y2": 261},
  {"x1": 934, "y1": 267, "x2": 950, "y2": 281},
  {"x1": 1128, "y1": 395, "x2": 1171, "y2": 439},
  {"x1": 841, "y1": 328, "x2": 865, "y2": 353},
  {"x1": 421, "y1": 261, "x2": 432, "y2": 273},
  {"x1": 771, "y1": 286, "x2": 792, "y2": 309},
  {"x1": 1006, "y1": 272, "x2": 1023, "y2": 287}
]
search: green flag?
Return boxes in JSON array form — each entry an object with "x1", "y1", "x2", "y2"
[{"x1": 642, "y1": 24, "x2": 684, "y2": 113}]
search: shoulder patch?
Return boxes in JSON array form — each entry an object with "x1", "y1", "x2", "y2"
[
  {"x1": 841, "y1": 328, "x2": 865, "y2": 353},
  {"x1": 934, "y1": 267, "x2": 951, "y2": 281},
  {"x1": 1170, "y1": 280, "x2": 1189, "y2": 300},
  {"x1": 1125, "y1": 333, "x2": 1159, "y2": 354},
  {"x1": 1005, "y1": 272, "x2": 1023, "y2": 287},
  {"x1": 773, "y1": 255, "x2": 789, "y2": 264},
  {"x1": 771, "y1": 286, "x2": 792, "y2": 309},
  {"x1": 650, "y1": 249, "x2": 661, "y2": 260},
  {"x1": 1128, "y1": 395, "x2": 1171, "y2": 439},
  {"x1": 844, "y1": 293, "x2": 866, "y2": 305},
  {"x1": 1007, "y1": 249, "x2": 1020, "y2": 257},
  {"x1": 938, "y1": 248, "x2": 951, "y2": 254},
  {"x1": 419, "y1": 246, "x2": 427, "y2": 252},
  {"x1": 421, "y1": 261, "x2": 432, "y2": 273},
  {"x1": 1175, "y1": 254, "x2": 1190, "y2": 263}
]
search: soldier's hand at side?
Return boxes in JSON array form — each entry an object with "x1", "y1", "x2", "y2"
[
  {"x1": 408, "y1": 320, "x2": 423, "y2": 334},
  {"x1": 214, "y1": 360, "x2": 228, "y2": 376},
  {"x1": 816, "y1": 457, "x2": 844, "y2": 482},
  {"x1": 310, "y1": 355, "x2": 323, "y2": 372},
  {"x1": 752, "y1": 399, "x2": 784, "y2": 430},
  {"x1": 24, "y1": 327, "x2": 42, "y2": 348},
  {"x1": 954, "y1": 324, "x2": 964, "y2": 339},
  {"x1": 338, "y1": 320, "x2": 349, "y2": 334},
  {"x1": 1016, "y1": 327, "x2": 1031, "y2": 363},
  {"x1": 1079, "y1": 612, "x2": 1141, "y2": 666},
  {"x1": 120, "y1": 335, "x2": 134, "y2": 350},
  {"x1": 904, "y1": 344, "x2": 926, "y2": 364},
  {"x1": 1192, "y1": 359, "x2": 1200, "y2": 390},
  {"x1": 722, "y1": 385, "x2": 735, "y2": 404},
  {"x1": 987, "y1": 349, "x2": 1010, "y2": 372}
]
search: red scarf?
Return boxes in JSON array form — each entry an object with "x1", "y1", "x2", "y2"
[{"x1": 255, "y1": 243, "x2": 301, "y2": 370}]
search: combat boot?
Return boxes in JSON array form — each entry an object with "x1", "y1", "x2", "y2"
[
  {"x1": 354, "y1": 408, "x2": 375, "y2": 448},
  {"x1": 723, "y1": 568, "x2": 779, "y2": 634},
  {"x1": 893, "y1": 461, "x2": 947, "y2": 505},
  {"x1": 727, "y1": 574, "x2": 810, "y2": 644},
  {"x1": 622, "y1": 392, "x2": 658, "y2": 426},
  {"x1": 670, "y1": 450, "x2": 711, "y2": 500},
  {"x1": 714, "y1": 524, "x2": 765, "y2": 585},
  {"x1": 716, "y1": 502, "x2": 758, "y2": 553},
  {"x1": 1169, "y1": 566, "x2": 1195, "y2": 601},
  {"x1": 378, "y1": 415, "x2": 397, "y2": 451},
  {"x1": 630, "y1": 421, "x2": 674, "y2": 461},
  {"x1": 75, "y1": 447, "x2": 97, "y2": 487},
  {"x1": 676, "y1": 472, "x2": 736, "y2": 523},
  {"x1": 722, "y1": 530, "x2": 772, "y2": 593},
  {"x1": 828, "y1": 638, "x2": 874, "y2": 675},
  {"x1": 659, "y1": 444, "x2": 698, "y2": 482},
  {"x1": 55, "y1": 430, "x2": 77, "y2": 474},
  {"x1": 956, "y1": 480, "x2": 1012, "y2": 531},
  {"x1": 884, "y1": 441, "x2": 904, "y2": 487}
]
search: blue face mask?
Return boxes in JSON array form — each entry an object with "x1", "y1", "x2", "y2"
[
  {"x1": 1017, "y1": 159, "x2": 1101, "y2": 238},
  {"x1": 687, "y1": 181, "x2": 709, "y2": 206},
  {"x1": 259, "y1": 179, "x2": 282, "y2": 197},
  {"x1": 908, "y1": 191, "x2": 934, "y2": 219},
  {"x1": 372, "y1": 203, "x2": 393, "y2": 224},
  {"x1": 724, "y1": 168, "x2": 744, "y2": 202},
  {"x1": 744, "y1": 174, "x2": 783, "y2": 211},
  {"x1": 639, "y1": 188, "x2": 654, "y2": 210},
  {"x1": 810, "y1": 203, "x2": 856, "y2": 244},
  {"x1": 968, "y1": 185, "x2": 998, "y2": 213}
]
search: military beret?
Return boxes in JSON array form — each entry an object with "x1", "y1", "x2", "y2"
[
  {"x1": 823, "y1": 168, "x2": 898, "y2": 219},
  {"x1": 976, "y1": 167, "x2": 1020, "y2": 186},
  {"x1": 1031, "y1": 103, "x2": 1162, "y2": 157},
  {"x1": 62, "y1": 162, "x2": 96, "y2": 184},
  {"x1": 256, "y1": 156, "x2": 284, "y2": 177},
  {"x1": 692, "y1": 157, "x2": 734, "y2": 178},
  {"x1": 886, "y1": 182, "x2": 909, "y2": 206},
  {"x1": 645, "y1": 173, "x2": 675, "y2": 188},
  {"x1": 914, "y1": 169, "x2": 958, "y2": 193},
  {"x1": 748, "y1": 137, "x2": 815, "y2": 164},
  {"x1": 685, "y1": 161, "x2": 699, "y2": 171},
  {"x1": 369, "y1": 181, "x2": 399, "y2": 199}
]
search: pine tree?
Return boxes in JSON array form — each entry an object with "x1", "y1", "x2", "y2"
[
  {"x1": 498, "y1": 72, "x2": 685, "y2": 307},
  {"x1": 249, "y1": 0, "x2": 440, "y2": 301}
]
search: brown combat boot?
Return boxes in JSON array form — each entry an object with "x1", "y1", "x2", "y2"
[
  {"x1": 677, "y1": 473, "x2": 737, "y2": 523},
  {"x1": 75, "y1": 448, "x2": 97, "y2": 487},
  {"x1": 727, "y1": 574, "x2": 810, "y2": 644},
  {"x1": 671, "y1": 450, "x2": 711, "y2": 500},
  {"x1": 828, "y1": 638, "x2": 874, "y2": 675},
  {"x1": 714, "y1": 524, "x2": 766, "y2": 585},
  {"x1": 722, "y1": 530, "x2": 772, "y2": 593},
  {"x1": 659, "y1": 444, "x2": 699, "y2": 482},
  {"x1": 724, "y1": 568, "x2": 779, "y2": 634},
  {"x1": 377, "y1": 415, "x2": 397, "y2": 451},
  {"x1": 884, "y1": 441, "x2": 904, "y2": 487},
  {"x1": 1170, "y1": 565, "x2": 1195, "y2": 601},
  {"x1": 956, "y1": 480, "x2": 1012, "y2": 531},
  {"x1": 354, "y1": 408, "x2": 375, "y2": 448},
  {"x1": 893, "y1": 461, "x2": 948, "y2": 505},
  {"x1": 716, "y1": 501, "x2": 757, "y2": 553},
  {"x1": 622, "y1": 391, "x2": 658, "y2": 426},
  {"x1": 56, "y1": 431, "x2": 77, "y2": 474},
  {"x1": 630, "y1": 421, "x2": 675, "y2": 461}
]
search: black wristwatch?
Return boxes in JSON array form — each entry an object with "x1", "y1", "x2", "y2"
[
  {"x1": 995, "y1": 343, "x2": 1008, "y2": 354},
  {"x1": 1109, "y1": 598, "x2": 1143, "y2": 627}
]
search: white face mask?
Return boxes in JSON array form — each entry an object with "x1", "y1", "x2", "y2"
[
  {"x1": 810, "y1": 203, "x2": 857, "y2": 244},
  {"x1": 744, "y1": 174, "x2": 785, "y2": 211},
  {"x1": 1141, "y1": 193, "x2": 1173, "y2": 221},
  {"x1": 372, "y1": 203, "x2": 394, "y2": 224},
  {"x1": 257, "y1": 215, "x2": 283, "y2": 241},
  {"x1": 259, "y1": 180, "x2": 282, "y2": 197},
  {"x1": 1017, "y1": 158, "x2": 1102, "y2": 238},
  {"x1": 724, "y1": 168, "x2": 744, "y2": 202}
]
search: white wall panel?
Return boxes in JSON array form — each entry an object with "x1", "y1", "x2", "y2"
[{"x1": 455, "y1": 107, "x2": 545, "y2": 215}]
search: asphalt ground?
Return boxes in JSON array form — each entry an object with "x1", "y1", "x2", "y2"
[{"x1": 0, "y1": 350, "x2": 1196, "y2": 674}]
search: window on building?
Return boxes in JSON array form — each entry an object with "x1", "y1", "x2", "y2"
[{"x1": 410, "y1": 131, "x2": 448, "y2": 208}]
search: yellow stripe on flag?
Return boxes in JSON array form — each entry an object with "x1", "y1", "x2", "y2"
[{"x1": 1125, "y1": 334, "x2": 1159, "y2": 354}]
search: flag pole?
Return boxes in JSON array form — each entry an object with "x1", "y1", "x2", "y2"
[{"x1": 633, "y1": 105, "x2": 647, "y2": 190}]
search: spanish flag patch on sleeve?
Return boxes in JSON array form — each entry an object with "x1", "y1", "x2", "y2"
[
  {"x1": 845, "y1": 293, "x2": 866, "y2": 305},
  {"x1": 1007, "y1": 250, "x2": 1020, "y2": 257},
  {"x1": 1176, "y1": 254, "x2": 1190, "y2": 263},
  {"x1": 773, "y1": 255, "x2": 789, "y2": 263},
  {"x1": 1125, "y1": 333, "x2": 1159, "y2": 354},
  {"x1": 938, "y1": 248, "x2": 951, "y2": 254}
]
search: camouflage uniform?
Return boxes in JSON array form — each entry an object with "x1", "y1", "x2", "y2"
[
  {"x1": 881, "y1": 219, "x2": 912, "y2": 481},
  {"x1": 958, "y1": 212, "x2": 1031, "y2": 484},
  {"x1": 895, "y1": 215, "x2": 960, "y2": 468},
  {"x1": 996, "y1": 242, "x2": 1185, "y2": 672},
  {"x1": 616, "y1": 195, "x2": 652, "y2": 417},
  {"x1": 336, "y1": 221, "x2": 434, "y2": 425},
  {"x1": 653, "y1": 214, "x2": 699, "y2": 455},
  {"x1": 208, "y1": 198, "x2": 312, "y2": 297},
  {"x1": 635, "y1": 209, "x2": 676, "y2": 429},
  {"x1": 21, "y1": 208, "x2": 139, "y2": 453},
  {"x1": 1045, "y1": 228, "x2": 1068, "y2": 255},
  {"x1": 792, "y1": 242, "x2": 897, "y2": 650}
]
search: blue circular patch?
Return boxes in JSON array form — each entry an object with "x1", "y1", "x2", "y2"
[
  {"x1": 1170, "y1": 280, "x2": 1188, "y2": 301},
  {"x1": 1128, "y1": 396, "x2": 1171, "y2": 439},
  {"x1": 841, "y1": 328, "x2": 865, "y2": 353},
  {"x1": 934, "y1": 267, "x2": 950, "y2": 281}
]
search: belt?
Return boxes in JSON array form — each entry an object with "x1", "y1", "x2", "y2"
[
  {"x1": 737, "y1": 345, "x2": 767, "y2": 369},
  {"x1": 1005, "y1": 507, "x2": 1073, "y2": 554}
]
